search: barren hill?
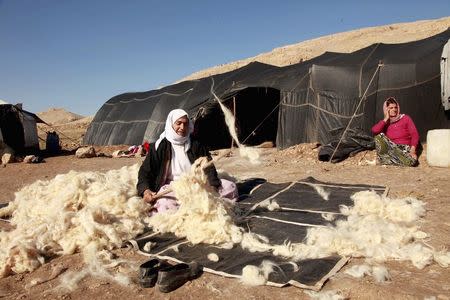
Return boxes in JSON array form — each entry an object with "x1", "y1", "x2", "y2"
[
  {"x1": 36, "y1": 109, "x2": 93, "y2": 150},
  {"x1": 37, "y1": 108, "x2": 84, "y2": 125},
  {"x1": 180, "y1": 16, "x2": 450, "y2": 82}
]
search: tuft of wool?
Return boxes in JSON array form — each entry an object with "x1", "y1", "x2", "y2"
[
  {"x1": 259, "y1": 199, "x2": 281, "y2": 211},
  {"x1": 303, "y1": 182, "x2": 330, "y2": 201},
  {"x1": 344, "y1": 264, "x2": 371, "y2": 278},
  {"x1": 207, "y1": 253, "x2": 220, "y2": 262},
  {"x1": 143, "y1": 242, "x2": 156, "y2": 252},
  {"x1": 433, "y1": 250, "x2": 450, "y2": 267},
  {"x1": 58, "y1": 242, "x2": 132, "y2": 291},
  {"x1": 238, "y1": 147, "x2": 260, "y2": 165},
  {"x1": 321, "y1": 213, "x2": 336, "y2": 222},
  {"x1": 241, "y1": 232, "x2": 273, "y2": 253},
  {"x1": 345, "y1": 264, "x2": 390, "y2": 283},
  {"x1": 241, "y1": 260, "x2": 277, "y2": 286},
  {"x1": 0, "y1": 164, "x2": 147, "y2": 279},
  {"x1": 241, "y1": 265, "x2": 264, "y2": 286},
  {"x1": 0, "y1": 201, "x2": 16, "y2": 218},
  {"x1": 350, "y1": 190, "x2": 426, "y2": 224},
  {"x1": 211, "y1": 89, "x2": 260, "y2": 165},
  {"x1": 267, "y1": 201, "x2": 281, "y2": 211},
  {"x1": 371, "y1": 265, "x2": 391, "y2": 283}
]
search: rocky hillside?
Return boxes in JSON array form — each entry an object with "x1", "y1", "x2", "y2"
[
  {"x1": 179, "y1": 16, "x2": 450, "y2": 82},
  {"x1": 37, "y1": 108, "x2": 84, "y2": 125},
  {"x1": 36, "y1": 109, "x2": 93, "y2": 150}
]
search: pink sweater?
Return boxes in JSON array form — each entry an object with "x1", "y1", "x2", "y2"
[{"x1": 371, "y1": 115, "x2": 419, "y2": 147}]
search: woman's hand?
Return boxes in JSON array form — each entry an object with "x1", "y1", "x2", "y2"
[
  {"x1": 383, "y1": 108, "x2": 390, "y2": 122},
  {"x1": 143, "y1": 189, "x2": 156, "y2": 204}
]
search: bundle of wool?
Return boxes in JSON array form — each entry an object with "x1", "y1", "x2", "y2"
[
  {"x1": 344, "y1": 264, "x2": 390, "y2": 283},
  {"x1": 347, "y1": 190, "x2": 426, "y2": 224},
  {"x1": 303, "y1": 182, "x2": 330, "y2": 201},
  {"x1": 211, "y1": 88, "x2": 260, "y2": 165},
  {"x1": 147, "y1": 157, "x2": 244, "y2": 247},
  {"x1": 240, "y1": 191, "x2": 448, "y2": 271},
  {"x1": 58, "y1": 242, "x2": 133, "y2": 291},
  {"x1": 0, "y1": 164, "x2": 147, "y2": 278},
  {"x1": 344, "y1": 264, "x2": 372, "y2": 278},
  {"x1": 241, "y1": 260, "x2": 278, "y2": 286},
  {"x1": 258, "y1": 199, "x2": 281, "y2": 211},
  {"x1": 207, "y1": 253, "x2": 220, "y2": 262}
]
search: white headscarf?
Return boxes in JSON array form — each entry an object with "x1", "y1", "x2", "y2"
[{"x1": 155, "y1": 109, "x2": 194, "y2": 152}]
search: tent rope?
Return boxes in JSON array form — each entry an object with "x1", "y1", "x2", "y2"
[
  {"x1": 208, "y1": 77, "x2": 281, "y2": 147},
  {"x1": 328, "y1": 63, "x2": 383, "y2": 163},
  {"x1": 37, "y1": 125, "x2": 80, "y2": 146}
]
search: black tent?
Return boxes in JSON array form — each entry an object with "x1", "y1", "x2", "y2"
[
  {"x1": 0, "y1": 102, "x2": 45, "y2": 153},
  {"x1": 84, "y1": 29, "x2": 450, "y2": 149}
]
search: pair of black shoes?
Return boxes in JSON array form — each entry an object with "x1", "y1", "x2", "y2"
[{"x1": 139, "y1": 259, "x2": 202, "y2": 293}]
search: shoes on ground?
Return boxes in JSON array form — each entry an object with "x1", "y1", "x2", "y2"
[
  {"x1": 139, "y1": 259, "x2": 203, "y2": 293},
  {"x1": 138, "y1": 258, "x2": 170, "y2": 288},
  {"x1": 156, "y1": 261, "x2": 203, "y2": 293}
]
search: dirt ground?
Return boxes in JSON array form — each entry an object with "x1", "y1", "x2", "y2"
[{"x1": 0, "y1": 143, "x2": 449, "y2": 300}]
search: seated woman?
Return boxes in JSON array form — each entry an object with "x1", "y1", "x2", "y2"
[
  {"x1": 371, "y1": 97, "x2": 419, "y2": 166},
  {"x1": 137, "y1": 109, "x2": 238, "y2": 213}
]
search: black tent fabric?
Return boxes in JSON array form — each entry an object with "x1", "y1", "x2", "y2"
[
  {"x1": 318, "y1": 128, "x2": 375, "y2": 163},
  {"x1": 85, "y1": 29, "x2": 450, "y2": 150},
  {"x1": 0, "y1": 104, "x2": 45, "y2": 153},
  {"x1": 129, "y1": 177, "x2": 386, "y2": 290}
]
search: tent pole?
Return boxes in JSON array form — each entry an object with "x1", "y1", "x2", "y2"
[{"x1": 329, "y1": 62, "x2": 383, "y2": 163}]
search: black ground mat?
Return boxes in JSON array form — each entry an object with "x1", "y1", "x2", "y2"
[{"x1": 129, "y1": 177, "x2": 386, "y2": 290}]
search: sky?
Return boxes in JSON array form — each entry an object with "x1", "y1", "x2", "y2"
[{"x1": 1, "y1": 1, "x2": 449, "y2": 116}]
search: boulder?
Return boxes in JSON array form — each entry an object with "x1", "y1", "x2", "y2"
[{"x1": 75, "y1": 146, "x2": 96, "y2": 158}]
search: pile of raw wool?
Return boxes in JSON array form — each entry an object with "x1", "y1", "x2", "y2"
[
  {"x1": 145, "y1": 158, "x2": 450, "y2": 286},
  {"x1": 147, "y1": 157, "x2": 244, "y2": 248},
  {"x1": 0, "y1": 164, "x2": 148, "y2": 278},
  {"x1": 238, "y1": 190, "x2": 450, "y2": 286}
]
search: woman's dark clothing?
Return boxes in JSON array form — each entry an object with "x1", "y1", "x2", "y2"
[{"x1": 136, "y1": 138, "x2": 220, "y2": 196}]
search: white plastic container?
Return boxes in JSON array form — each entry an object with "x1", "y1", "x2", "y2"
[{"x1": 426, "y1": 129, "x2": 450, "y2": 167}]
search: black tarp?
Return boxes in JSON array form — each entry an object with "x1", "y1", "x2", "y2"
[
  {"x1": 318, "y1": 128, "x2": 375, "y2": 163},
  {"x1": 129, "y1": 177, "x2": 386, "y2": 290},
  {"x1": 85, "y1": 29, "x2": 450, "y2": 149}
]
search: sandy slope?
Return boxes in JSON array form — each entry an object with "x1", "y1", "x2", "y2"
[
  {"x1": 179, "y1": 16, "x2": 450, "y2": 82},
  {"x1": 37, "y1": 108, "x2": 85, "y2": 125}
]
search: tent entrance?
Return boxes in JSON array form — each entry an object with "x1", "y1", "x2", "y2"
[{"x1": 194, "y1": 87, "x2": 280, "y2": 150}]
